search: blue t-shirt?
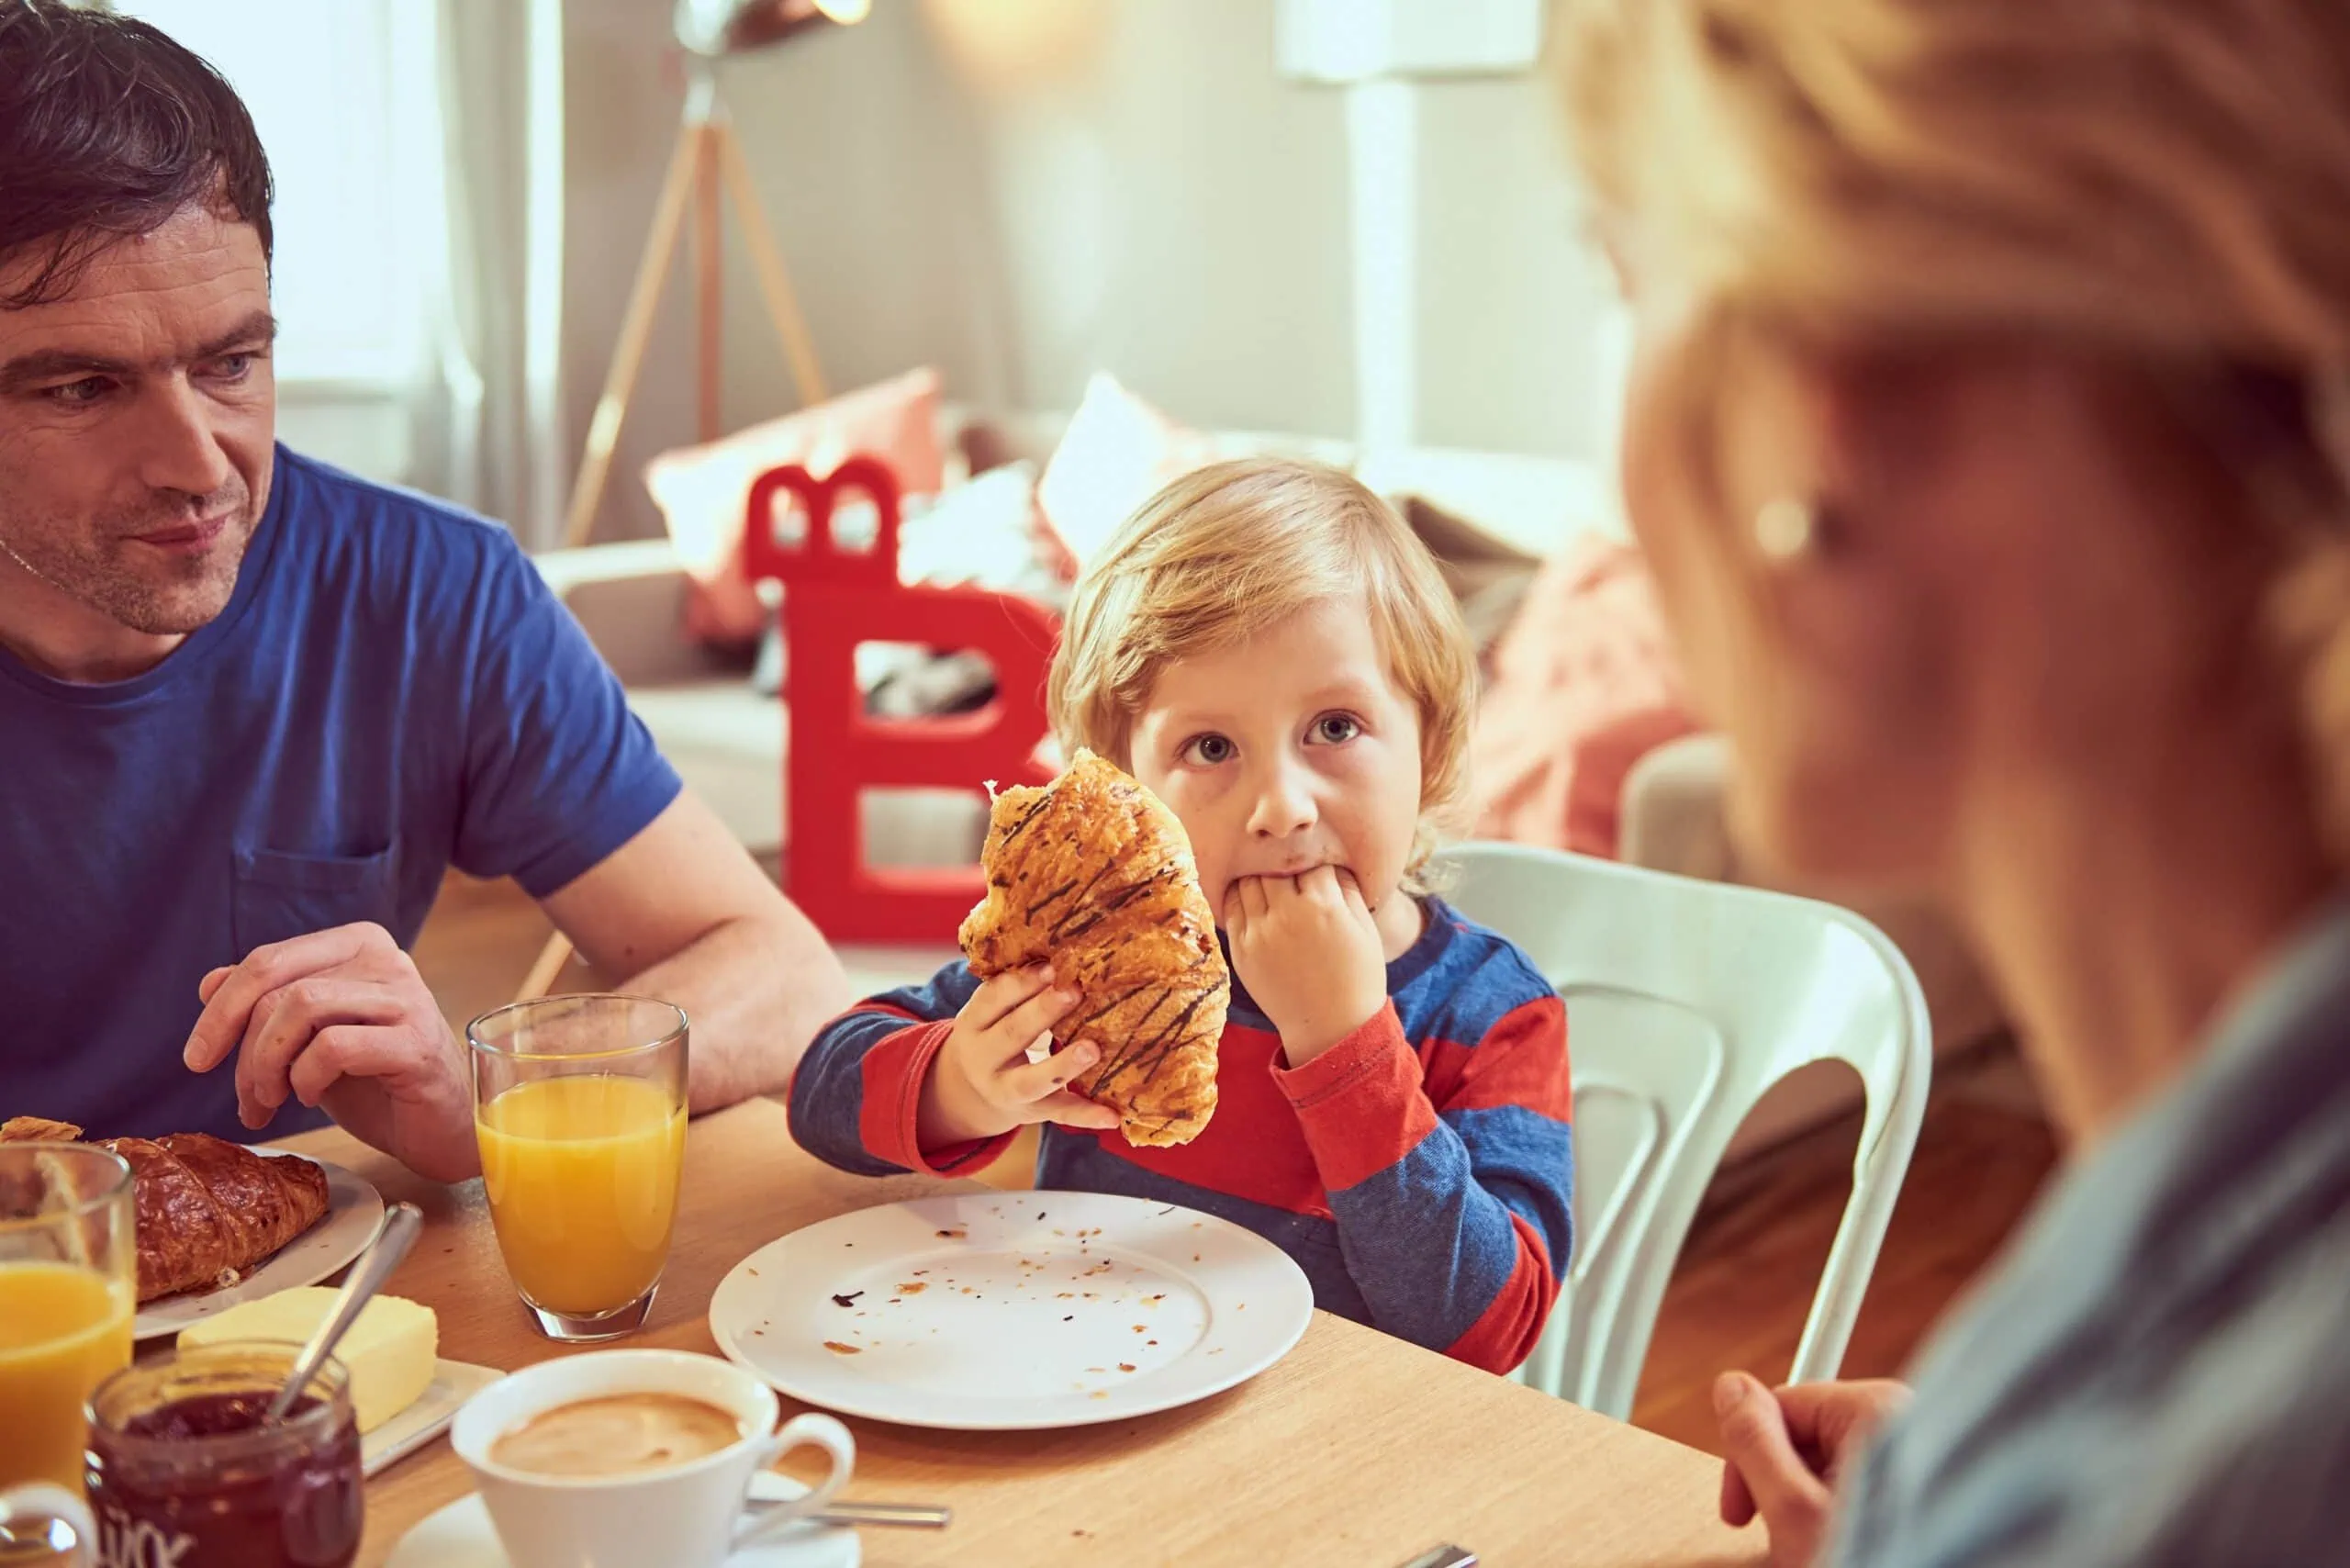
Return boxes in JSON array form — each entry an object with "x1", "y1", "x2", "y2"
[{"x1": 0, "y1": 446, "x2": 681, "y2": 1144}]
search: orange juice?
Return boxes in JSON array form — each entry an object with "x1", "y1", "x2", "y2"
[
  {"x1": 476, "y1": 1075, "x2": 687, "y2": 1315},
  {"x1": 0, "y1": 1260, "x2": 135, "y2": 1493}
]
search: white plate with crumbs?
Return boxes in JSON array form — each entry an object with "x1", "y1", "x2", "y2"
[
  {"x1": 133, "y1": 1154, "x2": 385, "y2": 1339},
  {"x1": 709, "y1": 1192, "x2": 1313, "y2": 1430}
]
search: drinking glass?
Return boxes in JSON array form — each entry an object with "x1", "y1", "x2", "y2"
[
  {"x1": 0, "y1": 1142, "x2": 134, "y2": 1562},
  {"x1": 470, "y1": 994, "x2": 690, "y2": 1340}
]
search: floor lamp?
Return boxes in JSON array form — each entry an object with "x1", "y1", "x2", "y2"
[
  {"x1": 521, "y1": 0, "x2": 864, "y2": 1003},
  {"x1": 557, "y1": 0, "x2": 866, "y2": 552}
]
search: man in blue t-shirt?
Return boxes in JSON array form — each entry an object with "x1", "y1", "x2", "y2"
[{"x1": 0, "y1": 4, "x2": 850, "y2": 1182}]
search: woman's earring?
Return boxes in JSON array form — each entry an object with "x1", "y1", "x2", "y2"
[{"x1": 1753, "y1": 496, "x2": 1821, "y2": 562}]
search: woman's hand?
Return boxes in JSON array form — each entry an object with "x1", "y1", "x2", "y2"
[{"x1": 1713, "y1": 1372, "x2": 1911, "y2": 1567}]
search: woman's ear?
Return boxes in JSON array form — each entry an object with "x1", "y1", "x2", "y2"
[
  {"x1": 1796, "y1": 344, "x2": 1977, "y2": 555},
  {"x1": 1796, "y1": 342, "x2": 2057, "y2": 577},
  {"x1": 1708, "y1": 330, "x2": 1862, "y2": 552}
]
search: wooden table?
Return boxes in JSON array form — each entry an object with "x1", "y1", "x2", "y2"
[{"x1": 287, "y1": 1101, "x2": 1762, "y2": 1568}]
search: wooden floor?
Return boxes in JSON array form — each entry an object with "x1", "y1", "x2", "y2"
[{"x1": 415, "y1": 873, "x2": 2059, "y2": 1457}]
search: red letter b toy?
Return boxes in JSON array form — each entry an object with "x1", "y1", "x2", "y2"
[{"x1": 744, "y1": 456, "x2": 1057, "y2": 942}]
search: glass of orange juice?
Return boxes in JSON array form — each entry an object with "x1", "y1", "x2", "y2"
[
  {"x1": 469, "y1": 995, "x2": 689, "y2": 1341},
  {"x1": 0, "y1": 1141, "x2": 134, "y2": 1561}
]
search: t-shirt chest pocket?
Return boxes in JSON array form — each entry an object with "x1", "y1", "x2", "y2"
[{"x1": 231, "y1": 843, "x2": 400, "y2": 959}]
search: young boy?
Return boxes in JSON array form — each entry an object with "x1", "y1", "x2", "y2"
[{"x1": 789, "y1": 458, "x2": 1572, "y2": 1373}]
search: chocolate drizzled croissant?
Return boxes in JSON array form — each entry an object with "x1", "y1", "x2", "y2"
[{"x1": 959, "y1": 750, "x2": 1226, "y2": 1146}]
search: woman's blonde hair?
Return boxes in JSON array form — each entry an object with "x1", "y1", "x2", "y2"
[
  {"x1": 1559, "y1": 0, "x2": 2350, "y2": 858},
  {"x1": 1047, "y1": 458, "x2": 1476, "y2": 883}
]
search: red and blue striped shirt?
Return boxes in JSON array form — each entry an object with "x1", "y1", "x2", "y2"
[{"x1": 787, "y1": 898, "x2": 1574, "y2": 1372}]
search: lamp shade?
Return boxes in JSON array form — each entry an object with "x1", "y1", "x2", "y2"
[{"x1": 672, "y1": 0, "x2": 868, "y2": 58}]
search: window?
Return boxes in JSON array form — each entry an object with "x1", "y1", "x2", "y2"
[{"x1": 110, "y1": 0, "x2": 443, "y2": 389}]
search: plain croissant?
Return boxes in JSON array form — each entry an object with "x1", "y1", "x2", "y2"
[
  {"x1": 959, "y1": 750, "x2": 1227, "y2": 1147},
  {"x1": 1, "y1": 1116, "x2": 331, "y2": 1303}
]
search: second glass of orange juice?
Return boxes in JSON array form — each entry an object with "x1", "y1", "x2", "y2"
[
  {"x1": 469, "y1": 995, "x2": 688, "y2": 1341},
  {"x1": 0, "y1": 1141, "x2": 134, "y2": 1557}
]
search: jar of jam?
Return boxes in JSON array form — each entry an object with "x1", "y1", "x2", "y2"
[{"x1": 84, "y1": 1340, "x2": 362, "y2": 1568}]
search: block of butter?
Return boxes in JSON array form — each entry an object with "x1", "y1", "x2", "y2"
[{"x1": 179, "y1": 1288, "x2": 439, "y2": 1434}]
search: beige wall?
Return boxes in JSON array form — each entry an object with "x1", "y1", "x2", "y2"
[{"x1": 559, "y1": 0, "x2": 1619, "y2": 543}]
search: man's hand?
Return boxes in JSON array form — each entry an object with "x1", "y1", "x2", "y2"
[
  {"x1": 1223, "y1": 866, "x2": 1388, "y2": 1068},
  {"x1": 1714, "y1": 1372, "x2": 1911, "y2": 1568},
  {"x1": 184, "y1": 923, "x2": 479, "y2": 1182},
  {"x1": 915, "y1": 967, "x2": 1125, "y2": 1150}
]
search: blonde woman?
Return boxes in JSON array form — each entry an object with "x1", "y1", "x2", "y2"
[{"x1": 1558, "y1": 2, "x2": 2350, "y2": 1564}]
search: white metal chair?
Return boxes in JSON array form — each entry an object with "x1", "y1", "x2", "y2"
[{"x1": 1436, "y1": 841, "x2": 1931, "y2": 1419}]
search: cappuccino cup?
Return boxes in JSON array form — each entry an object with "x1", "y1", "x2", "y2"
[{"x1": 451, "y1": 1350, "x2": 852, "y2": 1568}]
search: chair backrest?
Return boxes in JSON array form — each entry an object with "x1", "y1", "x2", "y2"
[{"x1": 1436, "y1": 842, "x2": 1931, "y2": 1419}]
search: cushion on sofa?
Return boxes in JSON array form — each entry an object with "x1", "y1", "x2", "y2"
[
  {"x1": 646, "y1": 367, "x2": 946, "y2": 647},
  {"x1": 1034, "y1": 372, "x2": 1216, "y2": 575},
  {"x1": 1469, "y1": 535, "x2": 1699, "y2": 859}
]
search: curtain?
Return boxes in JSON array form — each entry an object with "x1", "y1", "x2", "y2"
[{"x1": 409, "y1": 0, "x2": 570, "y2": 551}]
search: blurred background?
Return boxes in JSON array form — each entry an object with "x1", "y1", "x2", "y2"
[{"x1": 103, "y1": 0, "x2": 1626, "y2": 549}]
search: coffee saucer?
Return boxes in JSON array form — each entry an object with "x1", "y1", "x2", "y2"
[{"x1": 384, "y1": 1482, "x2": 859, "y2": 1568}]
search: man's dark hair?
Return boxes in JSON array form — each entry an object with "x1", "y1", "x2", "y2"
[{"x1": 0, "y1": 0, "x2": 273, "y2": 308}]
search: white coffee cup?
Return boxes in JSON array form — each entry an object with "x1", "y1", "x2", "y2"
[{"x1": 451, "y1": 1349, "x2": 854, "y2": 1568}]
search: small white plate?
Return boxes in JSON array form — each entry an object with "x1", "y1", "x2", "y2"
[
  {"x1": 364, "y1": 1360, "x2": 503, "y2": 1477},
  {"x1": 133, "y1": 1153, "x2": 386, "y2": 1338},
  {"x1": 710, "y1": 1191, "x2": 1314, "y2": 1431},
  {"x1": 384, "y1": 1484, "x2": 858, "y2": 1568}
]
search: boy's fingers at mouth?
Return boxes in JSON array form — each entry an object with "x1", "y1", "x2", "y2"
[{"x1": 1226, "y1": 876, "x2": 1272, "y2": 923}]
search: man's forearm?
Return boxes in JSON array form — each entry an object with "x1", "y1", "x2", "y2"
[
  {"x1": 617, "y1": 911, "x2": 854, "y2": 1114},
  {"x1": 532, "y1": 793, "x2": 855, "y2": 1115}
]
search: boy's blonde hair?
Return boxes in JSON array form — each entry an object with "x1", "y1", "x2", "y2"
[{"x1": 1047, "y1": 457, "x2": 1476, "y2": 881}]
